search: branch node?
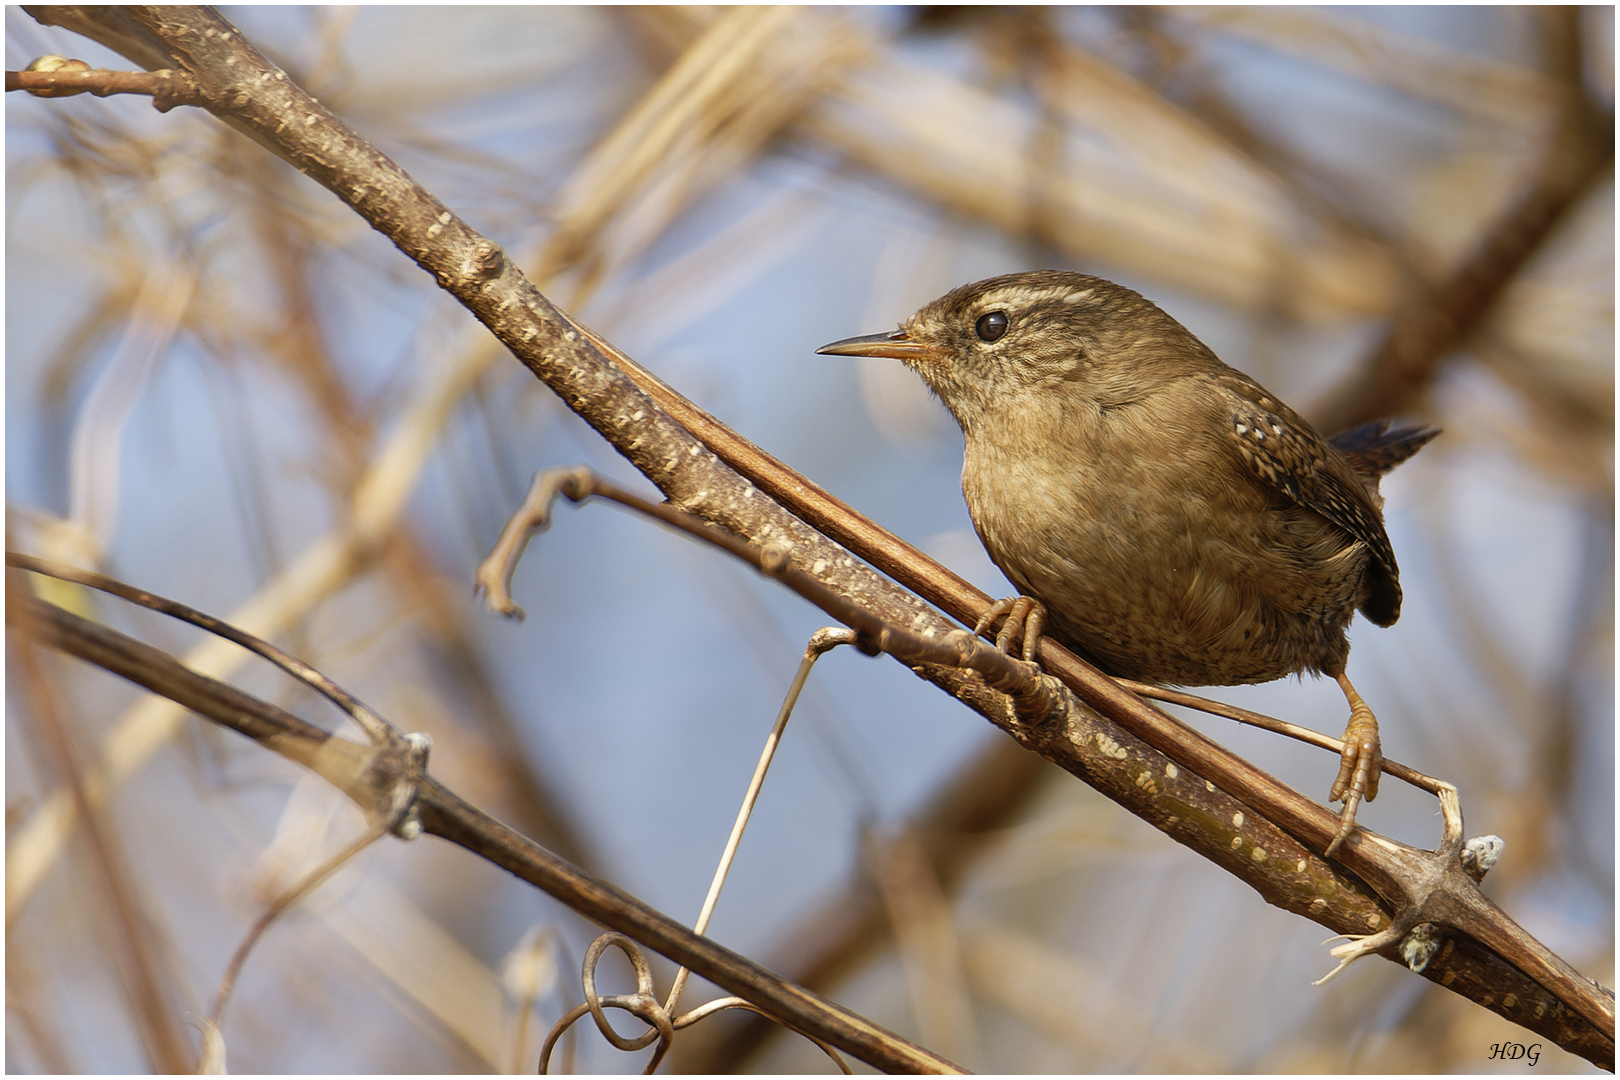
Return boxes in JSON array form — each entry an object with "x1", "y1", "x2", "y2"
[
  {"x1": 1461, "y1": 834, "x2": 1505, "y2": 882},
  {"x1": 464, "y1": 239, "x2": 507, "y2": 283},
  {"x1": 387, "y1": 732, "x2": 433, "y2": 841},
  {"x1": 1400, "y1": 922, "x2": 1443, "y2": 974},
  {"x1": 805, "y1": 626, "x2": 856, "y2": 658},
  {"x1": 759, "y1": 541, "x2": 794, "y2": 575}
]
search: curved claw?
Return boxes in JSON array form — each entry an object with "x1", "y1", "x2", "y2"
[
  {"x1": 972, "y1": 597, "x2": 1015, "y2": 643},
  {"x1": 972, "y1": 595, "x2": 1048, "y2": 663},
  {"x1": 1324, "y1": 787, "x2": 1363, "y2": 858},
  {"x1": 1325, "y1": 672, "x2": 1383, "y2": 857}
]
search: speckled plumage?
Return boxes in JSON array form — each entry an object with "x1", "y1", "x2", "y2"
[{"x1": 819, "y1": 270, "x2": 1438, "y2": 855}]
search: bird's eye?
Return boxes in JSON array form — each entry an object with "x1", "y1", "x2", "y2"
[{"x1": 975, "y1": 311, "x2": 1009, "y2": 342}]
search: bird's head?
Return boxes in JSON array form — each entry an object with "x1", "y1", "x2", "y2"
[{"x1": 817, "y1": 271, "x2": 1217, "y2": 432}]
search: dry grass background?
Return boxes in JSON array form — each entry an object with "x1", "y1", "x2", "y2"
[{"x1": 4, "y1": 6, "x2": 1612, "y2": 1073}]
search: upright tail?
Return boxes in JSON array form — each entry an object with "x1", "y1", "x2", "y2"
[
  {"x1": 1330, "y1": 420, "x2": 1441, "y2": 479},
  {"x1": 1329, "y1": 420, "x2": 1439, "y2": 628}
]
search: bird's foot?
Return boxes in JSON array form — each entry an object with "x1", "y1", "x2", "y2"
[
  {"x1": 972, "y1": 595, "x2": 1048, "y2": 663},
  {"x1": 1325, "y1": 672, "x2": 1382, "y2": 857}
]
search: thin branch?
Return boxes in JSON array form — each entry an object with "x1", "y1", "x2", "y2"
[
  {"x1": 8, "y1": 553, "x2": 398, "y2": 747},
  {"x1": 475, "y1": 467, "x2": 1058, "y2": 718},
  {"x1": 671, "y1": 737, "x2": 1049, "y2": 1073},
  {"x1": 471, "y1": 474, "x2": 1618, "y2": 1058},
  {"x1": 663, "y1": 627, "x2": 856, "y2": 1019},
  {"x1": 6, "y1": 590, "x2": 963, "y2": 1076},
  {"x1": 19, "y1": 6, "x2": 1614, "y2": 1065},
  {"x1": 208, "y1": 822, "x2": 392, "y2": 1032},
  {"x1": 6, "y1": 64, "x2": 201, "y2": 108},
  {"x1": 1116, "y1": 680, "x2": 1447, "y2": 794},
  {"x1": 6, "y1": 589, "x2": 194, "y2": 1073},
  {"x1": 577, "y1": 316, "x2": 1617, "y2": 1057}
]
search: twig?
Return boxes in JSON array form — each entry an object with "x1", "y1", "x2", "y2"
[
  {"x1": 7, "y1": 589, "x2": 964, "y2": 1075},
  {"x1": 6, "y1": 553, "x2": 431, "y2": 840},
  {"x1": 18, "y1": 6, "x2": 1614, "y2": 1064},
  {"x1": 662, "y1": 627, "x2": 856, "y2": 1016},
  {"x1": 8, "y1": 554, "x2": 396, "y2": 746},
  {"x1": 671, "y1": 737, "x2": 1048, "y2": 1073},
  {"x1": 538, "y1": 933, "x2": 851, "y2": 1074},
  {"x1": 1115, "y1": 680, "x2": 1449, "y2": 795},
  {"x1": 477, "y1": 467, "x2": 1060, "y2": 721},
  {"x1": 537, "y1": 627, "x2": 860, "y2": 1071},
  {"x1": 6, "y1": 63, "x2": 202, "y2": 109},
  {"x1": 6, "y1": 586, "x2": 194, "y2": 1073},
  {"x1": 208, "y1": 820, "x2": 393, "y2": 1031},
  {"x1": 475, "y1": 467, "x2": 1617, "y2": 1056}
]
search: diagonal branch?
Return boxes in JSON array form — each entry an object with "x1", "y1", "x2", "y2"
[
  {"x1": 4, "y1": 586, "x2": 962, "y2": 1075},
  {"x1": 12, "y1": 5, "x2": 1613, "y2": 1066}
]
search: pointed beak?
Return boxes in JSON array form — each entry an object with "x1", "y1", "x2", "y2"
[{"x1": 815, "y1": 329, "x2": 935, "y2": 362}]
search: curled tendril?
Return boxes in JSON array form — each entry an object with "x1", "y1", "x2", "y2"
[{"x1": 537, "y1": 932, "x2": 850, "y2": 1075}]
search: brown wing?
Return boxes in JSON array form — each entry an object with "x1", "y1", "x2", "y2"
[{"x1": 1207, "y1": 373, "x2": 1401, "y2": 584}]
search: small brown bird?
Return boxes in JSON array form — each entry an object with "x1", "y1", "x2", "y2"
[{"x1": 819, "y1": 271, "x2": 1437, "y2": 856}]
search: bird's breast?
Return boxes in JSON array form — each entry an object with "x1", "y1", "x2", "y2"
[{"x1": 958, "y1": 399, "x2": 1362, "y2": 686}]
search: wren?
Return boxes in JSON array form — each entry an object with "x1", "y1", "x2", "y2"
[{"x1": 819, "y1": 270, "x2": 1437, "y2": 856}]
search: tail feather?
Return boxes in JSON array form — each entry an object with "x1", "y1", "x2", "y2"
[
  {"x1": 1330, "y1": 420, "x2": 1441, "y2": 478},
  {"x1": 1329, "y1": 420, "x2": 1436, "y2": 627}
]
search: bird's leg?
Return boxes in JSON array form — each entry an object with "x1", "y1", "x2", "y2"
[
  {"x1": 1325, "y1": 670, "x2": 1383, "y2": 856},
  {"x1": 972, "y1": 596, "x2": 1048, "y2": 663}
]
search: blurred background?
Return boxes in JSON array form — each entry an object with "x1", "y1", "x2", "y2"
[{"x1": 5, "y1": 6, "x2": 1612, "y2": 1073}]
